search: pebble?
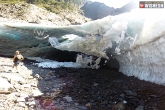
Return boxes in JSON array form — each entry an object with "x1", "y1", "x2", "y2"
[
  {"x1": 17, "y1": 97, "x2": 25, "y2": 102},
  {"x1": 85, "y1": 103, "x2": 91, "y2": 108},
  {"x1": 32, "y1": 90, "x2": 44, "y2": 97},
  {"x1": 125, "y1": 90, "x2": 137, "y2": 96},
  {"x1": 34, "y1": 74, "x2": 40, "y2": 79},
  {"x1": 28, "y1": 76, "x2": 34, "y2": 79},
  {"x1": 28, "y1": 100, "x2": 36, "y2": 106},
  {"x1": 31, "y1": 82, "x2": 37, "y2": 87},
  {"x1": 63, "y1": 96, "x2": 73, "y2": 102},
  {"x1": 22, "y1": 84, "x2": 31, "y2": 88},
  {"x1": 18, "y1": 81, "x2": 27, "y2": 85},
  {"x1": 19, "y1": 102, "x2": 26, "y2": 107},
  {"x1": 112, "y1": 102, "x2": 125, "y2": 110},
  {"x1": 135, "y1": 106, "x2": 144, "y2": 110}
]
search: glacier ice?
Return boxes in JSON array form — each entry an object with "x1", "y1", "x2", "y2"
[
  {"x1": 48, "y1": 8, "x2": 165, "y2": 85},
  {"x1": 3, "y1": 8, "x2": 165, "y2": 85}
]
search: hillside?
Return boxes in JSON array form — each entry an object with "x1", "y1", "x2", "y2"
[{"x1": 0, "y1": 2, "x2": 91, "y2": 26}]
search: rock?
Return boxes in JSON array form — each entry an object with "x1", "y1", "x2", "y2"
[
  {"x1": 112, "y1": 102, "x2": 125, "y2": 110},
  {"x1": 75, "y1": 103, "x2": 79, "y2": 106},
  {"x1": 32, "y1": 90, "x2": 43, "y2": 97},
  {"x1": 7, "y1": 93, "x2": 17, "y2": 101},
  {"x1": 123, "y1": 101, "x2": 127, "y2": 104},
  {"x1": 24, "y1": 107, "x2": 28, "y2": 110},
  {"x1": 28, "y1": 100, "x2": 36, "y2": 106},
  {"x1": 85, "y1": 103, "x2": 91, "y2": 108},
  {"x1": 44, "y1": 77, "x2": 53, "y2": 81},
  {"x1": 30, "y1": 82, "x2": 38, "y2": 87},
  {"x1": 34, "y1": 74, "x2": 40, "y2": 79},
  {"x1": 0, "y1": 77, "x2": 14, "y2": 94},
  {"x1": 63, "y1": 96, "x2": 73, "y2": 102},
  {"x1": 28, "y1": 76, "x2": 34, "y2": 79},
  {"x1": 76, "y1": 105, "x2": 88, "y2": 110},
  {"x1": 19, "y1": 102, "x2": 26, "y2": 107},
  {"x1": 135, "y1": 106, "x2": 144, "y2": 110},
  {"x1": 18, "y1": 80, "x2": 27, "y2": 85},
  {"x1": 125, "y1": 90, "x2": 137, "y2": 96},
  {"x1": 0, "y1": 73, "x2": 25, "y2": 82},
  {"x1": 21, "y1": 84, "x2": 31, "y2": 88},
  {"x1": 17, "y1": 97, "x2": 25, "y2": 102}
]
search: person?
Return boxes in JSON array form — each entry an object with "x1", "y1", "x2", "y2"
[{"x1": 12, "y1": 50, "x2": 24, "y2": 71}]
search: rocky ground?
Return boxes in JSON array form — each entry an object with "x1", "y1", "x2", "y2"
[
  {"x1": 0, "y1": 56, "x2": 165, "y2": 110},
  {"x1": 0, "y1": 3, "x2": 91, "y2": 26}
]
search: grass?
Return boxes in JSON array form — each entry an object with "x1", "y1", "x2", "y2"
[{"x1": 0, "y1": 0, "x2": 26, "y2": 4}]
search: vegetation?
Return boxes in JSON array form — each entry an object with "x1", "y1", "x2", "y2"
[{"x1": 0, "y1": 0, "x2": 88, "y2": 14}]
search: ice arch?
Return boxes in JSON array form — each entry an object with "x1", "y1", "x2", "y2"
[{"x1": 3, "y1": 8, "x2": 165, "y2": 85}]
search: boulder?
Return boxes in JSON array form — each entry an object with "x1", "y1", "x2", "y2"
[{"x1": 0, "y1": 77, "x2": 14, "y2": 94}]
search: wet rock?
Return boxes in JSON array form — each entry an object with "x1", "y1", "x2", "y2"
[
  {"x1": 125, "y1": 90, "x2": 137, "y2": 96},
  {"x1": 44, "y1": 77, "x2": 53, "y2": 81},
  {"x1": 34, "y1": 74, "x2": 40, "y2": 79},
  {"x1": 63, "y1": 96, "x2": 73, "y2": 102},
  {"x1": 77, "y1": 105, "x2": 88, "y2": 110},
  {"x1": 112, "y1": 102, "x2": 125, "y2": 110},
  {"x1": 135, "y1": 106, "x2": 144, "y2": 110},
  {"x1": 85, "y1": 103, "x2": 91, "y2": 108}
]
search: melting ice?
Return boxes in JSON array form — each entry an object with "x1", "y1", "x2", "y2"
[{"x1": 48, "y1": 8, "x2": 165, "y2": 85}]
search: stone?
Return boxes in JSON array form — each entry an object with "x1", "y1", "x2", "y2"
[
  {"x1": 85, "y1": 103, "x2": 91, "y2": 108},
  {"x1": 135, "y1": 106, "x2": 144, "y2": 110},
  {"x1": 34, "y1": 74, "x2": 40, "y2": 79},
  {"x1": 112, "y1": 102, "x2": 125, "y2": 110},
  {"x1": 29, "y1": 100, "x2": 36, "y2": 106},
  {"x1": 0, "y1": 77, "x2": 14, "y2": 94},
  {"x1": 63, "y1": 96, "x2": 73, "y2": 102},
  {"x1": 125, "y1": 90, "x2": 137, "y2": 96},
  {"x1": 20, "y1": 94, "x2": 28, "y2": 97},
  {"x1": 32, "y1": 90, "x2": 43, "y2": 97},
  {"x1": 21, "y1": 84, "x2": 31, "y2": 88},
  {"x1": 24, "y1": 107, "x2": 28, "y2": 110},
  {"x1": 0, "y1": 73, "x2": 25, "y2": 82},
  {"x1": 17, "y1": 97, "x2": 25, "y2": 102},
  {"x1": 76, "y1": 105, "x2": 88, "y2": 110},
  {"x1": 28, "y1": 76, "x2": 34, "y2": 79},
  {"x1": 19, "y1": 102, "x2": 26, "y2": 107},
  {"x1": 30, "y1": 82, "x2": 38, "y2": 87},
  {"x1": 18, "y1": 81, "x2": 27, "y2": 85}
]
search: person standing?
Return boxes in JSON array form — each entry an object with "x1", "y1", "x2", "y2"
[{"x1": 12, "y1": 50, "x2": 24, "y2": 71}]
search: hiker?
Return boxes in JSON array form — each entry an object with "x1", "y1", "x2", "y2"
[{"x1": 12, "y1": 50, "x2": 24, "y2": 71}]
